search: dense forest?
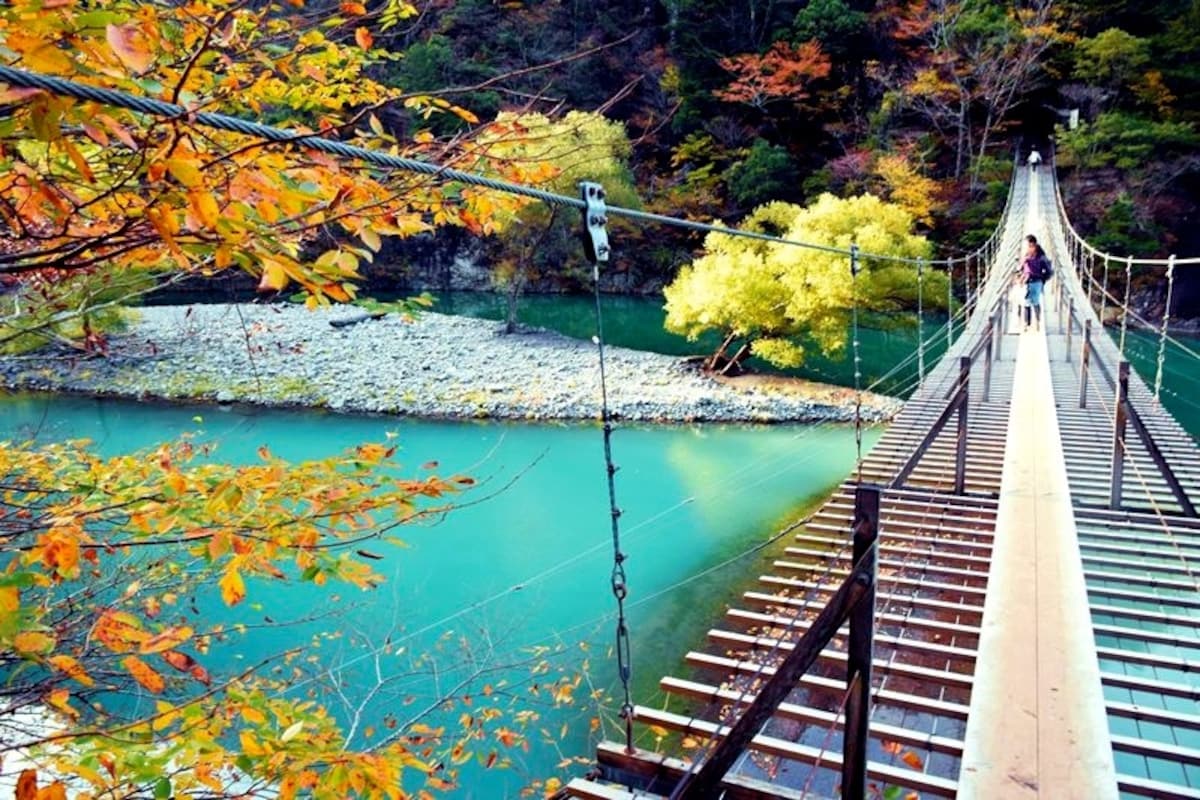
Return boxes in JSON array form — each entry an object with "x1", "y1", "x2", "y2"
[{"x1": 361, "y1": 0, "x2": 1200, "y2": 308}]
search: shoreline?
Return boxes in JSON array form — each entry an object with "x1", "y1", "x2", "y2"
[{"x1": 0, "y1": 304, "x2": 903, "y2": 424}]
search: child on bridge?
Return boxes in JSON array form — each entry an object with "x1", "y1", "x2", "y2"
[{"x1": 1019, "y1": 234, "x2": 1052, "y2": 331}]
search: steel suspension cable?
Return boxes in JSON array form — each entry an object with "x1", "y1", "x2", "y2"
[{"x1": 0, "y1": 66, "x2": 1002, "y2": 270}]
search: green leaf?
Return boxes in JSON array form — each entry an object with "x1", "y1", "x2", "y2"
[{"x1": 154, "y1": 777, "x2": 172, "y2": 799}]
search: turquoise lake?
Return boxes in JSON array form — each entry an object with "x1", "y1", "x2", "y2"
[{"x1": 0, "y1": 392, "x2": 880, "y2": 797}]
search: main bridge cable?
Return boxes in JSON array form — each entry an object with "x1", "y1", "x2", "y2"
[{"x1": 0, "y1": 66, "x2": 996, "y2": 271}]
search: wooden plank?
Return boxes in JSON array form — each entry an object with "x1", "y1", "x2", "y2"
[
  {"x1": 958, "y1": 329, "x2": 1118, "y2": 800},
  {"x1": 658, "y1": 676, "x2": 966, "y2": 756},
  {"x1": 1115, "y1": 776, "x2": 1200, "y2": 800},
  {"x1": 632, "y1": 707, "x2": 959, "y2": 797},
  {"x1": 683, "y1": 651, "x2": 971, "y2": 718},
  {"x1": 595, "y1": 742, "x2": 816, "y2": 800}
]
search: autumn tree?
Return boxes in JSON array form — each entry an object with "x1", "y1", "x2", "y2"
[
  {"x1": 0, "y1": 0, "x2": 531, "y2": 353},
  {"x1": 663, "y1": 194, "x2": 944, "y2": 374},
  {"x1": 714, "y1": 40, "x2": 832, "y2": 113},
  {"x1": 0, "y1": 0, "x2": 594, "y2": 795},
  {"x1": 882, "y1": 0, "x2": 1059, "y2": 185},
  {"x1": 472, "y1": 110, "x2": 638, "y2": 332}
]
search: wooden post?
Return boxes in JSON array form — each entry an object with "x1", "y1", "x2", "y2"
[
  {"x1": 672, "y1": 550, "x2": 875, "y2": 799},
  {"x1": 843, "y1": 485, "x2": 879, "y2": 800},
  {"x1": 995, "y1": 297, "x2": 1004, "y2": 361},
  {"x1": 1065, "y1": 298, "x2": 1074, "y2": 362},
  {"x1": 955, "y1": 356, "x2": 970, "y2": 495},
  {"x1": 1109, "y1": 361, "x2": 1130, "y2": 511},
  {"x1": 983, "y1": 314, "x2": 994, "y2": 402},
  {"x1": 1079, "y1": 320, "x2": 1091, "y2": 408}
]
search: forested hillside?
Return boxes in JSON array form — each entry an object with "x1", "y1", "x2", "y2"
[{"x1": 370, "y1": 0, "x2": 1198, "y2": 299}]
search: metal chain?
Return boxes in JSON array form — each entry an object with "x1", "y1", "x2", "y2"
[{"x1": 1154, "y1": 255, "x2": 1177, "y2": 401}]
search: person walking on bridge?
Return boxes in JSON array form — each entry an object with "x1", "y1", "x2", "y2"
[
  {"x1": 1028, "y1": 149, "x2": 1042, "y2": 171},
  {"x1": 1019, "y1": 234, "x2": 1052, "y2": 331}
]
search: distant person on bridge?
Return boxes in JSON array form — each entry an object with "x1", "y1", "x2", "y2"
[
  {"x1": 1028, "y1": 149, "x2": 1042, "y2": 172},
  {"x1": 1019, "y1": 234, "x2": 1052, "y2": 331}
]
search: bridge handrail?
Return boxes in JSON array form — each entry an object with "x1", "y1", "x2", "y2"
[{"x1": 1050, "y1": 149, "x2": 1200, "y2": 266}]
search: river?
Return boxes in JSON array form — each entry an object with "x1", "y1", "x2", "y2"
[{"x1": 0, "y1": 392, "x2": 880, "y2": 797}]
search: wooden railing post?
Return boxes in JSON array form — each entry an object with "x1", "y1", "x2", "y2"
[
  {"x1": 983, "y1": 315, "x2": 994, "y2": 402},
  {"x1": 996, "y1": 296, "x2": 1005, "y2": 361},
  {"x1": 843, "y1": 485, "x2": 880, "y2": 800},
  {"x1": 1079, "y1": 320, "x2": 1092, "y2": 408},
  {"x1": 1109, "y1": 361, "x2": 1130, "y2": 510},
  {"x1": 955, "y1": 356, "x2": 970, "y2": 495},
  {"x1": 1065, "y1": 298, "x2": 1074, "y2": 362}
]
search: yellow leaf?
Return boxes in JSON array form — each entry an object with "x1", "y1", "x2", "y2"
[
  {"x1": 122, "y1": 655, "x2": 166, "y2": 694},
  {"x1": 220, "y1": 568, "x2": 246, "y2": 606},
  {"x1": 241, "y1": 706, "x2": 267, "y2": 725},
  {"x1": 360, "y1": 227, "x2": 382, "y2": 252},
  {"x1": 240, "y1": 729, "x2": 267, "y2": 757},
  {"x1": 189, "y1": 190, "x2": 220, "y2": 230},
  {"x1": 648, "y1": 724, "x2": 670, "y2": 739},
  {"x1": 49, "y1": 655, "x2": 95, "y2": 687},
  {"x1": 106, "y1": 23, "x2": 154, "y2": 74},
  {"x1": 0, "y1": 585, "x2": 19, "y2": 613},
  {"x1": 14, "y1": 631, "x2": 56, "y2": 655},
  {"x1": 46, "y1": 688, "x2": 78, "y2": 720},
  {"x1": 258, "y1": 258, "x2": 289, "y2": 292},
  {"x1": 166, "y1": 157, "x2": 204, "y2": 189},
  {"x1": 17, "y1": 35, "x2": 74, "y2": 75}
]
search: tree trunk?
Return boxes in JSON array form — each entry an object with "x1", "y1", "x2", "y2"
[
  {"x1": 720, "y1": 342, "x2": 753, "y2": 375},
  {"x1": 705, "y1": 331, "x2": 738, "y2": 371}
]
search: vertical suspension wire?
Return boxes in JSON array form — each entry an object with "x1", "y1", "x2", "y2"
[
  {"x1": 1155, "y1": 255, "x2": 1177, "y2": 400},
  {"x1": 1119, "y1": 255, "x2": 1134, "y2": 357},
  {"x1": 946, "y1": 262, "x2": 954, "y2": 349},
  {"x1": 917, "y1": 258, "x2": 926, "y2": 383},
  {"x1": 1099, "y1": 254, "x2": 1110, "y2": 327},
  {"x1": 851, "y1": 244, "x2": 864, "y2": 483},
  {"x1": 581, "y1": 182, "x2": 636, "y2": 753},
  {"x1": 965, "y1": 253, "x2": 974, "y2": 320}
]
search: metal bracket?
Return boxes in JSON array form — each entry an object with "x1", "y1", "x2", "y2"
[{"x1": 580, "y1": 181, "x2": 610, "y2": 264}]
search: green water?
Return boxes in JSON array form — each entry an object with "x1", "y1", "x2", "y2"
[
  {"x1": 430, "y1": 292, "x2": 952, "y2": 398},
  {"x1": 1, "y1": 392, "x2": 880, "y2": 797}
]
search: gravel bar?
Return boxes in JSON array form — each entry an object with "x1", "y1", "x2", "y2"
[{"x1": 0, "y1": 304, "x2": 903, "y2": 424}]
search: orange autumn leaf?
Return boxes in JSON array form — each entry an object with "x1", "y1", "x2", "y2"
[
  {"x1": 160, "y1": 649, "x2": 196, "y2": 673},
  {"x1": 49, "y1": 654, "x2": 95, "y2": 687},
  {"x1": 355, "y1": 27, "x2": 373, "y2": 49},
  {"x1": 901, "y1": 750, "x2": 925, "y2": 770},
  {"x1": 35, "y1": 783, "x2": 66, "y2": 800},
  {"x1": 139, "y1": 625, "x2": 194, "y2": 654},
  {"x1": 341, "y1": 1, "x2": 367, "y2": 13},
  {"x1": 219, "y1": 567, "x2": 246, "y2": 606},
  {"x1": 122, "y1": 655, "x2": 166, "y2": 694},
  {"x1": 105, "y1": 23, "x2": 154, "y2": 74},
  {"x1": 94, "y1": 609, "x2": 149, "y2": 652},
  {"x1": 14, "y1": 630, "x2": 55, "y2": 655},
  {"x1": 15, "y1": 770, "x2": 37, "y2": 800},
  {"x1": 881, "y1": 739, "x2": 903, "y2": 755}
]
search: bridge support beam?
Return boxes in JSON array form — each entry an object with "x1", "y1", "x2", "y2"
[{"x1": 958, "y1": 330, "x2": 1118, "y2": 799}]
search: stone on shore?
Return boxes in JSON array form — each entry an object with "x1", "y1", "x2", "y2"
[{"x1": 0, "y1": 304, "x2": 903, "y2": 424}]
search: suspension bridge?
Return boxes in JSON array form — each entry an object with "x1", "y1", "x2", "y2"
[
  {"x1": 563, "y1": 164, "x2": 1200, "y2": 799},
  {"x1": 1, "y1": 65, "x2": 1198, "y2": 800}
]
